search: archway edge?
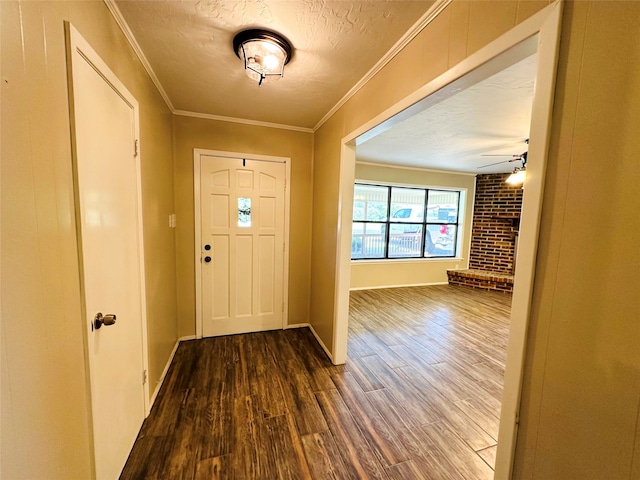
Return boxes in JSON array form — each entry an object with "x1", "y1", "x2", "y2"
[{"x1": 332, "y1": 3, "x2": 563, "y2": 478}]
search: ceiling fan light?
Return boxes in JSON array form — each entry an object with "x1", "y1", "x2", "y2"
[
  {"x1": 506, "y1": 169, "x2": 527, "y2": 185},
  {"x1": 233, "y1": 29, "x2": 292, "y2": 86}
]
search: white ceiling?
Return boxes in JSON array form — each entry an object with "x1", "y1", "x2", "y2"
[
  {"x1": 356, "y1": 53, "x2": 538, "y2": 174},
  {"x1": 113, "y1": 0, "x2": 434, "y2": 129}
]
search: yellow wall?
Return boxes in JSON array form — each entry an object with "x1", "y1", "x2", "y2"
[
  {"x1": 513, "y1": 2, "x2": 640, "y2": 477},
  {"x1": 350, "y1": 163, "x2": 476, "y2": 290},
  {"x1": 310, "y1": 0, "x2": 640, "y2": 477},
  {"x1": 172, "y1": 116, "x2": 314, "y2": 337},
  {"x1": 1, "y1": 1, "x2": 177, "y2": 478}
]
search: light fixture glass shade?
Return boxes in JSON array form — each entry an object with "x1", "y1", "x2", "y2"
[
  {"x1": 233, "y1": 29, "x2": 292, "y2": 86},
  {"x1": 506, "y1": 169, "x2": 527, "y2": 185}
]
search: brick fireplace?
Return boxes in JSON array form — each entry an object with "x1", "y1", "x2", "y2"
[{"x1": 448, "y1": 173, "x2": 523, "y2": 292}]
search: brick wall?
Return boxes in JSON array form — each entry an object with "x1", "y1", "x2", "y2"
[{"x1": 469, "y1": 174, "x2": 523, "y2": 273}]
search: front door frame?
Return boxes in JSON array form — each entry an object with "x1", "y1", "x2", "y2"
[
  {"x1": 331, "y1": 2, "x2": 563, "y2": 478},
  {"x1": 193, "y1": 149, "x2": 291, "y2": 338}
]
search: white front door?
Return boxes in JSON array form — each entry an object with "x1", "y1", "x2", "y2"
[
  {"x1": 200, "y1": 155, "x2": 285, "y2": 337},
  {"x1": 67, "y1": 25, "x2": 147, "y2": 480}
]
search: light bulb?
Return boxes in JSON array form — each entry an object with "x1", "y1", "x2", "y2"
[{"x1": 506, "y1": 170, "x2": 526, "y2": 185}]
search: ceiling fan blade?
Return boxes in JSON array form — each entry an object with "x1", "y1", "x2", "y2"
[
  {"x1": 477, "y1": 158, "x2": 519, "y2": 169},
  {"x1": 481, "y1": 154, "x2": 519, "y2": 157}
]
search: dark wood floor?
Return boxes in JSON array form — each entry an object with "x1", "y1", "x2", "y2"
[{"x1": 121, "y1": 285, "x2": 511, "y2": 479}]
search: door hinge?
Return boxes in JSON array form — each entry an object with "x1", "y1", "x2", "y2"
[
  {"x1": 134, "y1": 139, "x2": 139, "y2": 157},
  {"x1": 142, "y1": 369, "x2": 147, "y2": 385},
  {"x1": 282, "y1": 302, "x2": 285, "y2": 313}
]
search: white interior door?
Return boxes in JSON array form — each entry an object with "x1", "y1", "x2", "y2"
[
  {"x1": 200, "y1": 155, "x2": 285, "y2": 337},
  {"x1": 67, "y1": 25, "x2": 147, "y2": 480}
]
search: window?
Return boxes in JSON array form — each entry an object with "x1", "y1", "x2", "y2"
[
  {"x1": 351, "y1": 183, "x2": 462, "y2": 260},
  {"x1": 238, "y1": 197, "x2": 252, "y2": 227}
]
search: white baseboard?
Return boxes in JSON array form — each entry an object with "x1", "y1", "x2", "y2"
[
  {"x1": 148, "y1": 335, "x2": 196, "y2": 412},
  {"x1": 285, "y1": 323, "x2": 310, "y2": 329},
  {"x1": 349, "y1": 280, "x2": 448, "y2": 291},
  {"x1": 286, "y1": 323, "x2": 334, "y2": 362}
]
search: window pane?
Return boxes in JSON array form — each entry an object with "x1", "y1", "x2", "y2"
[
  {"x1": 427, "y1": 190, "x2": 459, "y2": 223},
  {"x1": 388, "y1": 224, "x2": 422, "y2": 257},
  {"x1": 425, "y1": 224, "x2": 456, "y2": 257},
  {"x1": 238, "y1": 197, "x2": 251, "y2": 227},
  {"x1": 353, "y1": 185, "x2": 388, "y2": 221},
  {"x1": 390, "y1": 187, "x2": 425, "y2": 223},
  {"x1": 351, "y1": 222, "x2": 386, "y2": 259}
]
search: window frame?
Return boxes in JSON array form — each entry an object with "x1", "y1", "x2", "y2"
[{"x1": 351, "y1": 182, "x2": 463, "y2": 261}]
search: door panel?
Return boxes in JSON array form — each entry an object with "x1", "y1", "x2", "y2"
[
  {"x1": 260, "y1": 197, "x2": 276, "y2": 227},
  {"x1": 212, "y1": 195, "x2": 230, "y2": 227},
  {"x1": 211, "y1": 236, "x2": 230, "y2": 319},
  {"x1": 201, "y1": 156, "x2": 285, "y2": 337},
  {"x1": 258, "y1": 235, "x2": 276, "y2": 314},
  {"x1": 68, "y1": 26, "x2": 146, "y2": 480},
  {"x1": 236, "y1": 235, "x2": 253, "y2": 316},
  {"x1": 237, "y1": 169, "x2": 254, "y2": 188}
]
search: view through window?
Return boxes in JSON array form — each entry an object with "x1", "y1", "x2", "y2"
[{"x1": 351, "y1": 183, "x2": 462, "y2": 260}]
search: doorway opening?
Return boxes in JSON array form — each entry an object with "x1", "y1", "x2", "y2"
[{"x1": 332, "y1": 3, "x2": 563, "y2": 477}]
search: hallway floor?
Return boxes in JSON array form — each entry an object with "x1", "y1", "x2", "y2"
[{"x1": 121, "y1": 285, "x2": 510, "y2": 479}]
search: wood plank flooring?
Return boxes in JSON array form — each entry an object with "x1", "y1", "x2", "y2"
[{"x1": 121, "y1": 285, "x2": 511, "y2": 479}]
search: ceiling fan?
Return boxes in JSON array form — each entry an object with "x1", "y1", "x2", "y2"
[
  {"x1": 477, "y1": 138, "x2": 529, "y2": 169},
  {"x1": 477, "y1": 151, "x2": 527, "y2": 169}
]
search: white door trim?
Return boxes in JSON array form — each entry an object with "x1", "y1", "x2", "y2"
[
  {"x1": 194, "y1": 149, "x2": 291, "y2": 338},
  {"x1": 66, "y1": 22, "x2": 151, "y2": 475},
  {"x1": 331, "y1": 2, "x2": 563, "y2": 478}
]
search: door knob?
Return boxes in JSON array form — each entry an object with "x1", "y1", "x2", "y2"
[
  {"x1": 94, "y1": 312, "x2": 117, "y2": 329},
  {"x1": 204, "y1": 256, "x2": 212, "y2": 263},
  {"x1": 204, "y1": 244, "x2": 211, "y2": 251}
]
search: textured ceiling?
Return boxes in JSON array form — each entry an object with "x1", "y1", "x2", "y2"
[
  {"x1": 114, "y1": 0, "x2": 434, "y2": 129},
  {"x1": 356, "y1": 53, "x2": 538, "y2": 173}
]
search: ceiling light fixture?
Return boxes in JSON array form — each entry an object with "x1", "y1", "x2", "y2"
[
  {"x1": 233, "y1": 29, "x2": 292, "y2": 86},
  {"x1": 506, "y1": 168, "x2": 527, "y2": 185}
]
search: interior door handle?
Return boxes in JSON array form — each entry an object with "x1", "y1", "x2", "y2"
[{"x1": 94, "y1": 312, "x2": 117, "y2": 329}]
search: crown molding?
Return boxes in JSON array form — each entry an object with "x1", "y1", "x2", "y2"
[
  {"x1": 174, "y1": 110, "x2": 314, "y2": 133},
  {"x1": 356, "y1": 160, "x2": 477, "y2": 176},
  {"x1": 103, "y1": 0, "x2": 175, "y2": 112},
  {"x1": 104, "y1": 0, "x2": 313, "y2": 134},
  {"x1": 313, "y1": 0, "x2": 452, "y2": 132},
  {"x1": 105, "y1": 0, "x2": 451, "y2": 134}
]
